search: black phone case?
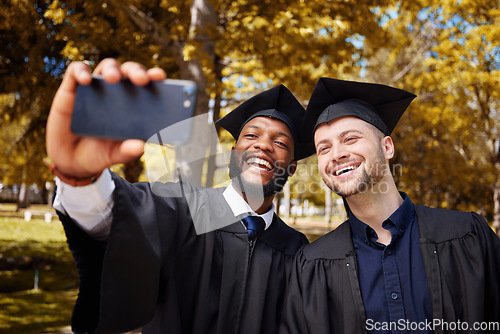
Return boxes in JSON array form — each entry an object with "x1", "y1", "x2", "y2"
[{"x1": 71, "y1": 76, "x2": 198, "y2": 145}]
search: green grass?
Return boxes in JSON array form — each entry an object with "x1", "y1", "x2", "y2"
[
  {"x1": 0, "y1": 207, "x2": 78, "y2": 334},
  {"x1": 0, "y1": 290, "x2": 76, "y2": 334},
  {"x1": 0, "y1": 203, "x2": 330, "y2": 333}
]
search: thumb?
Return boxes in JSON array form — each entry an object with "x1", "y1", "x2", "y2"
[{"x1": 109, "y1": 139, "x2": 146, "y2": 165}]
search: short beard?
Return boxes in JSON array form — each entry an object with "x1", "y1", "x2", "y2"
[
  {"x1": 228, "y1": 150, "x2": 291, "y2": 198},
  {"x1": 325, "y1": 145, "x2": 386, "y2": 197}
]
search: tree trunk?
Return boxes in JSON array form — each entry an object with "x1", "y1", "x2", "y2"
[
  {"x1": 173, "y1": 0, "x2": 216, "y2": 185},
  {"x1": 46, "y1": 182, "x2": 55, "y2": 207},
  {"x1": 490, "y1": 140, "x2": 500, "y2": 237},
  {"x1": 283, "y1": 182, "x2": 291, "y2": 221},
  {"x1": 40, "y1": 186, "x2": 48, "y2": 205},
  {"x1": 493, "y1": 177, "x2": 500, "y2": 238},
  {"x1": 274, "y1": 192, "x2": 282, "y2": 217},
  {"x1": 205, "y1": 131, "x2": 217, "y2": 188},
  {"x1": 205, "y1": 57, "x2": 223, "y2": 188},
  {"x1": 119, "y1": 1, "x2": 216, "y2": 186},
  {"x1": 204, "y1": 88, "x2": 222, "y2": 188},
  {"x1": 17, "y1": 183, "x2": 30, "y2": 210}
]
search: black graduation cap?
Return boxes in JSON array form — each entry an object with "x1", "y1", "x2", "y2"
[
  {"x1": 302, "y1": 77, "x2": 416, "y2": 148},
  {"x1": 216, "y1": 84, "x2": 313, "y2": 160}
]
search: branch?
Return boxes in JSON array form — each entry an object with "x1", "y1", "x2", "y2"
[
  {"x1": 19, "y1": 113, "x2": 45, "y2": 141},
  {"x1": 495, "y1": 138, "x2": 500, "y2": 164},
  {"x1": 473, "y1": 85, "x2": 494, "y2": 135},
  {"x1": 392, "y1": 23, "x2": 438, "y2": 82},
  {"x1": 112, "y1": 2, "x2": 181, "y2": 54}
]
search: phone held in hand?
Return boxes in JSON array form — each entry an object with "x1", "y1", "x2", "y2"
[{"x1": 71, "y1": 75, "x2": 198, "y2": 146}]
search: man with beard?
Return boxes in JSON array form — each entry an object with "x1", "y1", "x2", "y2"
[
  {"x1": 279, "y1": 78, "x2": 500, "y2": 334},
  {"x1": 46, "y1": 59, "x2": 313, "y2": 334}
]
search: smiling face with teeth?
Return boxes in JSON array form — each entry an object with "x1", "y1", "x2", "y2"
[
  {"x1": 314, "y1": 116, "x2": 394, "y2": 197},
  {"x1": 229, "y1": 116, "x2": 297, "y2": 201}
]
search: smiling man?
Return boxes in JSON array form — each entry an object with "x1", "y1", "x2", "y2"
[
  {"x1": 46, "y1": 59, "x2": 313, "y2": 334},
  {"x1": 279, "y1": 77, "x2": 500, "y2": 334},
  {"x1": 229, "y1": 116, "x2": 295, "y2": 204},
  {"x1": 218, "y1": 97, "x2": 302, "y2": 214}
]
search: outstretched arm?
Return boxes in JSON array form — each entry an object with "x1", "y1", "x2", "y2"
[{"x1": 46, "y1": 58, "x2": 166, "y2": 181}]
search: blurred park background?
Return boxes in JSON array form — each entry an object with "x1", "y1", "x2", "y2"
[{"x1": 1, "y1": 0, "x2": 499, "y2": 332}]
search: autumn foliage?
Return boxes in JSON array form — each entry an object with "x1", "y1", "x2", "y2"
[{"x1": 0, "y1": 0, "x2": 498, "y2": 234}]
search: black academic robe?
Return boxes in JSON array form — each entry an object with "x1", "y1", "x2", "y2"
[
  {"x1": 280, "y1": 205, "x2": 500, "y2": 334},
  {"x1": 58, "y1": 173, "x2": 309, "y2": 334}
]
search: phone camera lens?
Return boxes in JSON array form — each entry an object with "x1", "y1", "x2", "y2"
[{"x1": 183, "y1": 86, "x2": 195, "y2": 96}]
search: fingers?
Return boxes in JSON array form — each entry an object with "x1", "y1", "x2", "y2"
[
  {"x1": 93, "y1": 58, "x2": 122, "y2": 83},
  {"x1": 93, "y1": 58, "x2": 167, "y2": 85},
  {"x1": 52, "y1": 62, "x2": 92, "y2": 117},
  {"x1": 49, "y1": 58, "x2": 165, "y2": 127},
  {"x1": 63, "y1": 61, "x2": 93, "y2": 87},
  {"x1": 146, "y1": 67, "x2": 167, "y2": 81},
  {"x1": 119, "y1": 140, "x2": 146, "y2": 160},
  {"x1": 47, "y1": 58, "x2": 165, "y2": 176},
  {"x1": 121, "y1": 61, "x2": 149, "y2": 85},
  {"x1": 121, "y1": 61, "x2": 167, "y2": 84}
]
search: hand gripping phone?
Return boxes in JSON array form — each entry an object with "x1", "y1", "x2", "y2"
[{"x1": 71, "y1": 75, "x2": 198, "y2": 146}]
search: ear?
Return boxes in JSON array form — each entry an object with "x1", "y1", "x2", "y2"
[
  {"x1": 381, "y1": 136, "x2": 395, "y2": 160},
  {"x1": 287, "y1": 161, "x2": 297, "y2": 177}
]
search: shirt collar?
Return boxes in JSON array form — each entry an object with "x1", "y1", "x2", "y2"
[
  {"x1": 222, "y1": 183, "x2": 274, "y2": 230},
  {"x1": 349, "y1": 192, "x2": 415, "y2": 245},
  {"x1": 386, "y1": 192, "x2": 415, "y2": 236}
]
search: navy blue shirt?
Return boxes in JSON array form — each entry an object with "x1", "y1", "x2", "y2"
[{"x1": 349, "y1": 192, "x2": 432, "y2": 334}]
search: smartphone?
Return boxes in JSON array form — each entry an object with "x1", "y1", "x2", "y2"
[{"x1": 71, "y1": 75, "x2": 198, "y2": 145}]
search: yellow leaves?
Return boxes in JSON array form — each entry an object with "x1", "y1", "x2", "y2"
[
  {"x1": 241, "y1": 16, "x2": 253, "y2": 25},
  {"x1": 387, "y1": 1, "x2": 498, "y2": 211},
  {"x1": 44, "y1": 1, "x2": 66, "y2": 25},
  {"x1": 61, "y1": 41, "x2": 83, "y2": 61},
  {"x1": 133, "y1": 32, "x2": 144, "y2": 42},
  {"x1": 221, "y1": 57, "x2": 260, "y2": 77},
  {"x1": 290, "y1": 26, "x2": 311, "y2": 37},
  {"x1": 440, "y1": 200, "x2": 449, "y2": 209},
  {"x1": 275, "y1": 10, "x2": 297, "y2": 29},
  {"x1": 182, "y1": 44, "x2": 196, "y2": 61},
  {"x1": 307, "y1": 16, "x2": 331, "y2": 29},
  {"x1": 224, "y1": 60, "x2": 270, "y2": 90},
  {"x1": 168, "y1": 7, "x2": 180, "y2": 14},
  {"x1": 491, "y1": 9, "x2": 500, "y2": 20},
  {"x1": 249, "y1": 71, "x2": 269, "y2": 83},
  {"x1": 241, "y1": 16, "x2": 269, "y2": 30},
  {"x1": 0, "y1": 94, "x2": 15, "y2": 110},
  {"x1": 332, "y1": 19, "x2": 348, "y2": 31},
  {"x1": 425, "y1": 139, "x2": 440, "y2": 150}
]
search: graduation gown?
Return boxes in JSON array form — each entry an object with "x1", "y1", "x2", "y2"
[
  {"x1": 280, "y1": 205, "x2": 500, "y2": 334},
  {"x1": 58, "y1": 173, "x2": 309, "y2": 334}
]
